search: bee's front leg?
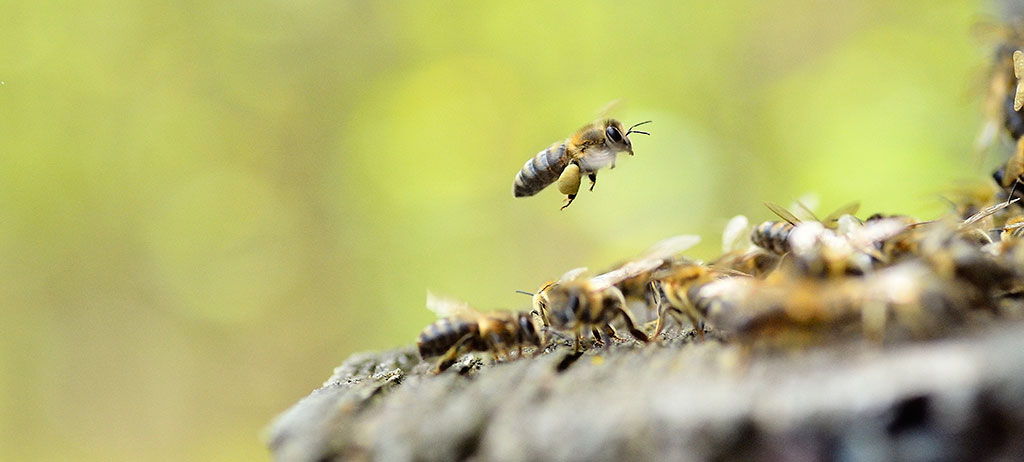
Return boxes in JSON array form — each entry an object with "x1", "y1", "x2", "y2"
[
  {"x1": 615, "y1": 307, "x2": 649, "y2": 344},
  {"x1": 588, "y1": 172, "x2": 597, "y2": 192},
  {"x1": 591, "y1": 326, "x2": 605, "y2": 347}
]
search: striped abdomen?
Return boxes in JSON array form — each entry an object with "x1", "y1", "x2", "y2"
[
  {"x1": 513, "y1": 143, "x2": 569, "y2": 197},
  {"x1": 416, "y1": 317, "x2": 479, "y2": 359},
  {"x1": 750, "y1": 221, "x2": 795, "y2": 255}
]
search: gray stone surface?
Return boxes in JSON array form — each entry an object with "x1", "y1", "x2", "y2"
[{"x1": 267, "y1": 323, "x2": 1024, "y2": 462}]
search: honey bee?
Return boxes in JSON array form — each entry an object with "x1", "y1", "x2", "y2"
[
  {"x1": 596, "y1": 235, "x2": 702, "y2": 316},
  {"x1": 416, "y1": 292, "x2": 543, "y2": 373},
  {"x1": 710, "y1": 215, "x2": 780, "y2": 278},
  {"x1": 651, "y1": 261, "x2": 740, "y2": 340},
  {"x1": 707, "y1": 262, "x2": 978, "y2": 346},
  {"x1": 1001, "y1": 215, "x2": 1024, "y2": 241},
  {"x1": 519, "y1": 267, "x2": 589, "y2": 329},
  {"x1": 542, "y1": 254, "x2": 676, "y2": 352},
  {"x1": 513, "y1": 119, "x2": 651, "y2": 209},
  {"x1": 750, "y1": 201, "x2": 860, "y2": 256}
]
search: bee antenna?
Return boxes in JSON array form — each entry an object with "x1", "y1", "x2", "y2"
[
  {"x1": 515, "y1": 290, "x2": 535, "y2": 296},
  {"x1": 626, "y1": 120, "x2": 652, "y2": 136}
]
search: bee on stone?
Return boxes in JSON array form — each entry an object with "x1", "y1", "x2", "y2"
[
  {"x1": 749, "y1": 202, "x2": 860, "y2": 256},
  {"x1": 416, "y1": 292, "x2": 542, "y2": 373},
  {"x1": 513, "y1": 119, "x2": 651, "y2": 209}
]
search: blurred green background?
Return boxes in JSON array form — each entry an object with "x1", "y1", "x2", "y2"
[{"x1": 0, "y1": 0, "x2": 1005, "y2": 460}]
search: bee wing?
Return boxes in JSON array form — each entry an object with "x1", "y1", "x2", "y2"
[
  {"x1": 721, "y1": 215, "x2": 750, "y2": 253},
  {"x1": 557, "y1": 267, "x2": 588, "y2": 284},
  {"x1": 641, "y1": 234, "x2": 701, "y2": 261},
  {"x1": 961, "y1": 198, "x2": 1019, "y2": 228},
  {"x1": 425, "y1": 290, "x2": 479, "y2": 319},
  {"x1": 590, "y1": 258, "x2": 665, "y2": 290},
  {"x1": 595, "y1": 99, "x2": 623, "y2": 118},
  {"x1": 793, "y1": 200, "x2": 821, "y2": 223},
  {"x1": 1004, "y1": 219, "x2": 1024, "y2": 233},
  {"x1": 764, "y1": 202, "x2": 801, "y2": 225},
  {"x1": 589, "y1": 234, "x2": 700, "y2": 289},
  {"x1": 823, "y1": 202, "x2": 861, "y2": 229}
]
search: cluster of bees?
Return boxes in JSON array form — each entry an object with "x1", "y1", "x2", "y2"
[{"x1": 415, "y1": 26, "x2": 1024, "y2": 372}]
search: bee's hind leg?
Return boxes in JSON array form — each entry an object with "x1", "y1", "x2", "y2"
[
  {"x1": 591, "y1": 327, "x2": 605, "y2": 347},
  {"x1": 588, "y1": 172, "x2": 597, "y2": 191},
  {"x1": 602, "y1": 324, "x2": 624, "y2": 342},
  {"x1": 560, "y1": 194, "x2": 576, "y2": 210},
  {"x1": 557, "y1": 163, "x2": 581, "y2": 210}
]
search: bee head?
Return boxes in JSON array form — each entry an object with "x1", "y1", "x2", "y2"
[
  {"x1": 605, "y1": 119, "x2": 652, "y2": 155},
  {"x1": 546, "y1": 285, "x2": 582, "y2": 329},
  {"x1": 517, "y1": 313, "x2": 541, "y2": 347}
]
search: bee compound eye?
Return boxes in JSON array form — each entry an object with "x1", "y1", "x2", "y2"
[{"x1": 606, "y1": 126, "x2": 623, "y2": 144}]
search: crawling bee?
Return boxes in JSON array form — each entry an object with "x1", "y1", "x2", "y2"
[
  {"x1": 711, "y1": 215, "x2": 779, "y2": 277},
  {"x1": 416, "y1": 292, "x2": 543, "y2": 373},
  {"x1": 542, "y1": 252, "x2": 681, "y2": 352},
  {"x1": 522, "y1": 235, "x2": 700, "y2": 332},
  {"x1": 750, "y1": 202, "x2": 860, "y2": 256},
  {"x1": 597, "y1": 235, "x2": 702, "y2": 316},
  {"x1": 651, "y1": 261, "x2": 740, "y2": 340},
  {"x1": 513, "y1": 119, "x2": 651, "y2": 209},
  {"x1": 707, "y1": 262, "x2": 980, "y2": 346},
  {"x1": 518, "y1": 267, "x2": 589, "y2": 328}
]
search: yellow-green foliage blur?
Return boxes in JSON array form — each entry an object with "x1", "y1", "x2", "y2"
[{"x1": 0, "y1": 0, "x2": 1003, "y2": 460}]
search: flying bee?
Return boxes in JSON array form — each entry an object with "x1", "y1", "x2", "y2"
[
  {"x1": 512, "y1": 119, "x2": 651, "y2": 209},
  {"x1": 416, "y1": 292, "x2": 543, "y2": 373}
]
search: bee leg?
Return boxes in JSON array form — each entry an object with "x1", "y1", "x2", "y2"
[
  {"x1": 557, "y1": 163, "x2": 582, "y2": 210},
  {"x1": 686, "y1": 312, "x2": 705, "y2": 341},
  {"x1": 591, "y1": 327, "x2": 605, "y2": 347},
  {"x1": 574, "y1": 327, "x2": 584, "y2": 354},
  {"x1": 603, "y1": 325, "x2": 624, "y2": 342},
  {"x1": 560, "y1": 194, "x2": 576, "y2": 210},
  {"x1": 531, "y1": 309, "x2": 550, "y2": 328},
  {"x1": 588, "y1": 173, "x2": 597, "y2": 192},
  {"x1": 651, "y1": 287, "x2": 668, "y2": 339},
  {"x1": 615, "y1": 307, "x2": 649, "y2": 343},
  {"x1": 434, "y1": 333, "x2": 475, "y2": 373}
]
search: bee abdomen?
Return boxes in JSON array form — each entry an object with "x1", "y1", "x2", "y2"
[
  {"x1": 416, "y1": 318, "x2": 477, "y2": 359},
  {"x1": 687, "y1": 282, "x2": 724, "y2": 318},
  {"x1": 513, "y1": 143, "x2": 569, "y2": 197},
  {"x1": 751, "y1": 221, "x2": 795, "y2": 255}
]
